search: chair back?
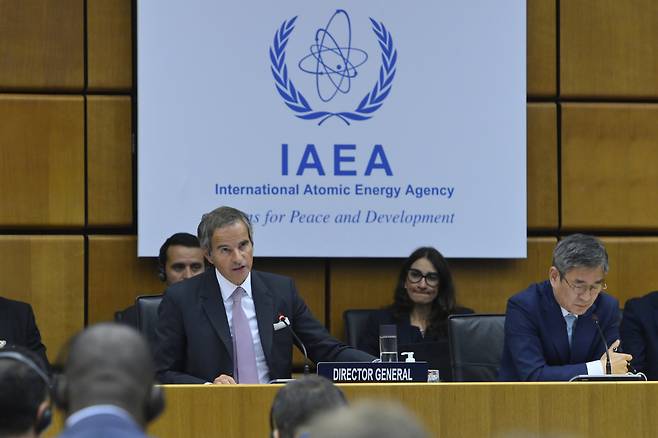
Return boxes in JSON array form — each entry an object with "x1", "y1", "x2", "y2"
[
  {"x1": 343, "y1": 309, "x2": 376, "y2": 349},
  {"x1": 448, "y1": 314, "x2": 505, "y2": 382},
  {"x1": 114, "y1": 310, "x2": 125, "y2": 322},
  {"x1": 136, "y1": 294, "x2": 164, "y2": 353}
]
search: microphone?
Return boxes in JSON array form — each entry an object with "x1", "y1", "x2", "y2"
[
  {"x1": 278, "y1": 314, "x2": 311, "y2": 375},
  {"x1": 591, "y1": 314, "x2": 612, "y2": 374}
]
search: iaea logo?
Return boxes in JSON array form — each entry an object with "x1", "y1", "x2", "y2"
[{"x1": 269, "y1": 10, "x2": 398, "y2": 126}]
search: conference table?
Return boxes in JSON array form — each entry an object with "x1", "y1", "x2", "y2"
[
  {"x1": 44, "y1": 382, "x2": 657, "y2": 437},
  {"x1": 139, "y1": 382, "x2": 658, "y2": 437}
]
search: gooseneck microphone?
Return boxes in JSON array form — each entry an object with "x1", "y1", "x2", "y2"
[
  {"x1": 592, "y1": 314, "x2": 612, "y2": 374},
  {"x1": 279, "y1": 314, "x2": 311, "y2": 375}
]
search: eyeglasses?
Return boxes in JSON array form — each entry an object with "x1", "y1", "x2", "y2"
[
  {"x1": 561, "y1": 276, "x2": 607, "y2": 295},
  {"x1": 407, "y1": 269, "x2": 439, "y2": 287}
]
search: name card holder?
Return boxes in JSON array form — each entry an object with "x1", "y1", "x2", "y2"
[{"x1": 317, "y1": 361, "x2": 429, "y2": 383}]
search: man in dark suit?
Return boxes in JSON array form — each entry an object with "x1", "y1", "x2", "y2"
[
  {"x1": 621, "y1": 291, "x2": 658, "y2": 380},
  {"x1": 116, "y1": 232, "x2": 206, "y2": 328},
  {"x1": 56, "y1": 323, "x2": 163, "y2": 438},
  {"x1": 499, "y1": 234, "x2": 632, "y2": 381},
  {"x1": 155, "y1": 206, "x2": 374, "y2": 384},
  {"x1": 0, "y1": 296, "x2": 49, "y2": 368}
]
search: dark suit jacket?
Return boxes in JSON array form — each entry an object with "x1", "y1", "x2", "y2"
[
  {"x1": 360, "y1": 307, "x2": 474, "y2": 381},
  {"x1": 155, "y1": 269, "x2": 375, "y2": 383},
  {"x1": 0, "y1": 296, "x2": 49, "y2": 369},
  {"x1": 621, "y1": 291, "x2": 658, "y2": 380},
  {"x1": 58, "y1": 413, "x2": 147, "y2": 438},
  {"x1": 498, "y1": 280, "x2": 620, "y2": 381}
]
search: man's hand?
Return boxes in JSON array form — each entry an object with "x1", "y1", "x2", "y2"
[
  {"x1": 212, "y1": 374, "x2": 237, "y2": 384},
  {"x1": 600, "y1": 340, "x2": 633, "y2": 374}
]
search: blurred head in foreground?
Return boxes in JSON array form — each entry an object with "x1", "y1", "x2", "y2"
[
  {"x1": 304, "y1": 400, "x2": 428, "y2": 438},
  {"x1": 270, "y1": 375, "x2": 347, "y2": 438}
]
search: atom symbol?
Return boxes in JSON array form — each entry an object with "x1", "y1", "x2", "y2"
[{"x1": 297, "y1": 9, "x2": 368, "y2": 103}]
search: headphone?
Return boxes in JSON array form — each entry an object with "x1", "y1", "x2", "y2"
[
  {"x1": 52, "y1": 368, "x2": 165, "y2": 424},
  {"x1": 50, "y1": 326, "x2": 166, "y2": 425},
  {"x1": 157, "y1": 240, "x2": 169, "y2": 282},
  {"x1": 158, "y1": 264, "x2": 167, "y2": 282},
  {"x1": 0, "y1": 351, "x2": 53, "y2": 434}
]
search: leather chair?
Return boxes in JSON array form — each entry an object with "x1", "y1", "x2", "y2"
[
  {"x1": 343, "y1": 309, "x2": 376, "y2": 349},
  {"x1": 114, "y1": 310, "x2": 125, "y2": 322},
  {"x1": 136, "y1": 294, "x2": 164, "y2": 353},
  {"x1": 448, "y1": 314, "x2": 506, "y2": 382}
]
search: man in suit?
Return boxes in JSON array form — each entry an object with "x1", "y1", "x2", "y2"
[
  {"x1": 116, "y1": 232, "x2": 206, "y2": 328},
  {"x1": 0, "y1": 296, "x2": 49, "y2": 368},
  {"x1": 499, "y1": 234, "x2": 632, "y2": 381},
  {"x1": 56, "y1": 323, "x2": 163, "y2": 438},
  {"x1": 621, "y1": 291, "x2": 658, "y2": 380},
  {"x1": 155, "y1": 206, "x2": 374, "y2": 384},
  {"x1": 0, "y1": 346, "x2": 52, "y2": 438}
]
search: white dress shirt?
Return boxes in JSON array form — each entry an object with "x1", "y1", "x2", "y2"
[{"x1": 215, "y1": 269, "x2": 270, "y2": 383}]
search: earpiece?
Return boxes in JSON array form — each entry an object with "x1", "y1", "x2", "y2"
[
  {"x1": 53, "y1": 372, "x2": 164, "y2": 424},
  {"x1": 51, "y1": 373, "x2": 69, "y2": 412},
  {"x1": 145, "y1": 384, "x2": 165, "y2": 423},
  {"x1": 35, "y1": 401, "x2": 52, "y2": 434}
]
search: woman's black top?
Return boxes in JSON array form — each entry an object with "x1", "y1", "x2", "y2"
[{"x1": 360, "y1": 306, "x2": 474, "y2": 382}]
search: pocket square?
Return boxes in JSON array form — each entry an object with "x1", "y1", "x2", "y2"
[{"x1": 0, "y1": 340, "x2": 6, "y2": 349}]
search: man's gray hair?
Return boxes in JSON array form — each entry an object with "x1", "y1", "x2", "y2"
[
  {"x1": 197, "y1": 206, "x2": 253, "y2": 252},
  {"x1": 552, "y1": 234, "x2": 609, "y2": 275},
  {"x1": 271, "y1": 375, "x2": 347, "y2": 438},
  {"x1": 306, "y1": 400, "x2": 429, "y2": 438}
]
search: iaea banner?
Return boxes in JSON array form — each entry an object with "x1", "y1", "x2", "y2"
[{"x1": 138, "y1": 1, "x2": 526, "y2": 258}]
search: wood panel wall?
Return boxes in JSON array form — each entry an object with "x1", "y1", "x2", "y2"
[{"x1": 1, "y1": 1, "x2": 657, "y2": 362}]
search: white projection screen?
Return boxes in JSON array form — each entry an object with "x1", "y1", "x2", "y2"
[{"x1": 137, "y1": 0, "x2": 526, "y2": 258}]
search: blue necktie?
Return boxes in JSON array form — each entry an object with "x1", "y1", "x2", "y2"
[{"x1": 565, "y1": 314, "x2": 577, "y2": 347}]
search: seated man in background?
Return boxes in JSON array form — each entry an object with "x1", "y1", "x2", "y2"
[
  {"x1": 116, "y1": 232, "x2": 206, "y2": 327},
  {"x1": 0, "y1": 295, "x2": 49, "y2": 369},
  {"x1": 55, "y1": 323, "x2": 164, "y2": 438},
  {"x1": 155, "y1": 206, "x2": 375, "y2": 384},
  {"x1": 270, "y1": 375, "x2": 347, "y2": 438},
  {"x1": 0, "y1": 346, "x2": 52, "y2": 438},
  {"x1": 499, "y1": 234, "x2": 631, "y2": 381},
  {"x1": 621, "y1": 290, "x2": 658, "y2": 380}
]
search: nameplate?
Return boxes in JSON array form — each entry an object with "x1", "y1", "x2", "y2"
[{"x1": 317, "y1": 362, "x2": 429, "y2": 383}]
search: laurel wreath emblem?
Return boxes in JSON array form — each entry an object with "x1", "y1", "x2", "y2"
[{"x1": 269, "y1": 16, "x2": 397, "y2": 125}]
